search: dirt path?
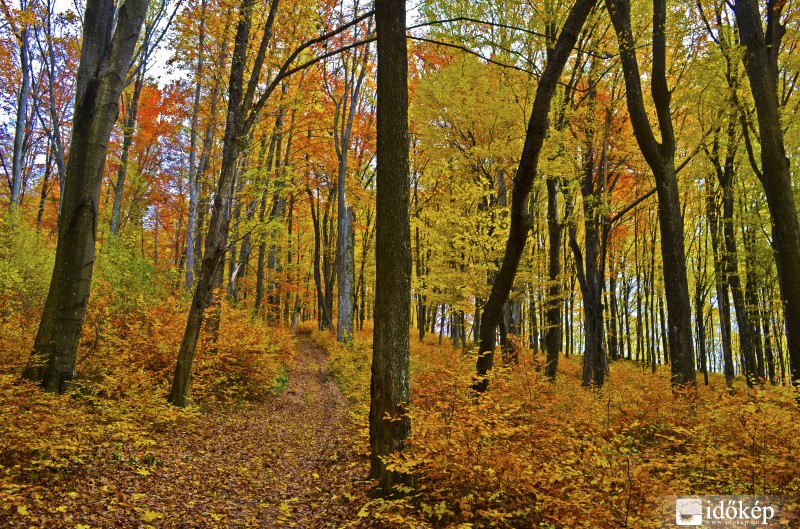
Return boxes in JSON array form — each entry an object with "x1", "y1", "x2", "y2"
[{"x1": 6, "y1": 337, "x2": 372, "y2": 528}]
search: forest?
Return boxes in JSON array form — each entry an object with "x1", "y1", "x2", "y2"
[{"x1": 0, "y1": 0, "x2": 799, "y2": 526}]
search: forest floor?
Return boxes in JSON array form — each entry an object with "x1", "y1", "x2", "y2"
[{"x1": 2, "y1": 337, "x2": 377, "y2": 528}]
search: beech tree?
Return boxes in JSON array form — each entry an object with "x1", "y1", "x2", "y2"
[
  {"x1": 474, "y1": 0, "x2": 597, "y2": 391},
  {"x1": 606, "y1": 0, "x2": 696, "y2": 386},
  {"x1": 22, "y1": 0, "x2": 151, "y2": 392}
]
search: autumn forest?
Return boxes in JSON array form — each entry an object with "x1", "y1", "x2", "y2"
[{"x1": 1, "y1": 0, "x2": 799, "y2": 526}]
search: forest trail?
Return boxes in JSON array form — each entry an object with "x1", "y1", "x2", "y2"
[{"x1": 6, "y1": 337, "x2": 372, "y2": 528}]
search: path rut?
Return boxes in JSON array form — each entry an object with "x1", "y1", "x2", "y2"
[{"x1": 5, "y1": 337, "x2": 372, "y2": 528}]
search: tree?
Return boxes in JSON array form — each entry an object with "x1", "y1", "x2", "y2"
[
  {"x1": 22, "y1": 0, "x2": 151, "y2": 392},
  {"x1": 606, "y1": 0, "x2": 696, "y2": 386},
  {"x1": 369, "y1": 0, "x2": 412, "y2": 494},
  {"x1": 1, "y1": 0, "x2": 32, "y2": 209},
  {"x1": 474, "y1": 0, "x2": 597, "y2": 391},
  {"x1": 733, "y1": 0, "x2": 800, "y2": 388},
  {"x1": 329, "y1": 16, "x2": 371, "y2": 344}
]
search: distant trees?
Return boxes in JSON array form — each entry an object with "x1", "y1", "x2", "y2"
[
  {"x1": 4, "y1": 0, "x2": 798, "y2": 408},
  {"x1": 169, "y1": 0, "x2": 376, "y2": 406}
]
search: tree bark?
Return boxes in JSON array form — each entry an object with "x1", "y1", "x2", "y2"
[
  {"x1": 369, "y1": 0, "x2": 413, "y2": 494},
  {"x1": 607, "y1": 0, "x2": 696, "y2": 385},
  {"x1": 22, "y1": 0, "x2": 150, "y2": 392},
  {"x1": 474, "y1": 0, "x2": 597, "y2": 391}
]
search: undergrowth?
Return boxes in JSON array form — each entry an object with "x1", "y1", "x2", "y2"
[
  {"x1": 0, "y1": 220, "x2": 293, "y2": 516},
  {"x1": 314, "y1": 327, "x2": 800, "y2": 528}
]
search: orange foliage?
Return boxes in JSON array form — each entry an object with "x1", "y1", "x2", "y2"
[{"x1": 317, "y1": 329, "x2": 800, "y2": 528}]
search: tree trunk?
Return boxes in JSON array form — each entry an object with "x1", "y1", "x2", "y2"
[
  {"x1": 109, "y1": 64, "x2": 145, "y2": 234},
  {"x1": 41, "y1": 1, "x2": 68, "y2": 211},
  {"x1": 474, "y1": 0, "x2": 597, "y2": 391},
  {"x1": 734, "y1": 0, "x2": 800, "y2": 388},
  {"x1": 22, "y1": 0, "x2": 150, "y2": 392},
  {"x1": 369, "y1": 0, "x2": 413, "y2": 494},
  {"x1": 608, "y1": 263, "x2": 620, "y2": 361},
  {"x1": 185, "y1": 0, "x2": 208, "y2": 290},
  {"x1": 335, "y1": 41, "x2": 370, "y2": 343},
  {"x1": 10, "y1": 2, "x2": 30, "y2": 209},
  {"x1": 608, "y1": 0, "x2": 695, "y2": 385},
  {"x1": 706, "y1": 175, "x2": 736, "y2": 385},
  {"x1": 255, "y1": 131, "x2": 280, "y2": 313},
  {"x1": 170, "y1": 0, "x2": 262, "y2": 407}
]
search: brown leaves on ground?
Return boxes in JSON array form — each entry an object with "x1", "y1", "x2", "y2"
[{"x1": 1, "y1": 338, "x2": 379, "y2": 528}]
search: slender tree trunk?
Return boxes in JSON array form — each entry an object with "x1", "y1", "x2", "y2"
[
  {"x1": 475, "y1": 0, "x2": 597, "y2": 390},
  {"x1": 742, "y1": 223, "x2": 764, "y2": 382},
  {"x1": 185, "y1": 0, "x2": 208, "y2": 289},
  {"x1": 170, "y1": 0, "x2": 272, "y2": 407},
  {"x1": 762, "y1": 290, "x2": 776, "y2": 383},
  {"x1": 10, "y1": 6, "x2": 30, "y2": 209},
  {"x1": 608, "y1": 263, "x2": 619, "y2": 361},
  {"x1": 608, "y1": 0, "x2": 695, "y2": 385},
  {"x1": 266, "y1": 101, "x2": 292, "y2": 320},
  {"x1": 255, "y1": 132, "x2": 279, "y2": 313},
  {"x1": 706, "y1": 179, "x2": 736, "y2": 385},
  {"x1": 109, "y1": 66, "x2": 145, "y2": 234},
  {"x1": 335, "y1": 42, "x2": 370, "y2": 343},
  {"x1": 309, "y1": 189, "x2": 334, "y2": 330},
  {"x1": 41, "y1": 2, "x2": 67, "y2": 209},
  {"x1": 36, "y1": 150, "x2": 53, "y2": 230}
]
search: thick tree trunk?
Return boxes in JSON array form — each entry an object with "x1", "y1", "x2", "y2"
[
  {"x1": 608, "y1": 0, "x2": 695, "y2": 385},
  {"x1": 369, "y1": 0, "x2": 413, "y2": 494},
  {"x1": 474, "y1": 0, "x2": 597, "y2": 391},
  {"x1": 22, "y1": 0, "x2": 150, "y2": 392}
]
